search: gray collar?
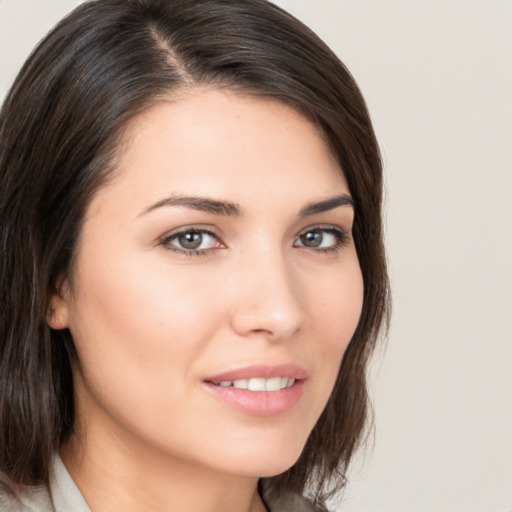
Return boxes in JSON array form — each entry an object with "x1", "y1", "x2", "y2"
[
  {"x1": 7, "y1": 455, "x2": 319, "y2": 512},
  {"x1": 49, "y1": 455, "x2": 90, "y2": 512}
]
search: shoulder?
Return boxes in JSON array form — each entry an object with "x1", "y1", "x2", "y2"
[
  {"x1": 263, "y1": 488, "x2": 329, "y2": 512},
  {"x1": 0, "y1": 480, "x2": 54, "y2": 512},
  {"x1": 2, "y1": 456, "x2": 89, "y2": 512}
]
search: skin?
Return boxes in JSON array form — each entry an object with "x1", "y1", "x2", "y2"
[{"x1": 49, "y1": 89, "x2": 364, "y2": 512}]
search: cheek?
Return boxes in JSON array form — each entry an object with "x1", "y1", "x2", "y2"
[
  {"x1": 66, "y1": 248, "x2": 225, "y2": 410},
  {"x1": 298, "y1": 257, "x2": 364, "y2": 412},
  {"x1": 66, "y1": 257, "x2": 232, "y2": 455},
  {"x1": 71, "y1": 245, "x2": 219, "y2": 346},
  {"x1": 311, "y1": 259, "x2": 364, "y2": 348}
]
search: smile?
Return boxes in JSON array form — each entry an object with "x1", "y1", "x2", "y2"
[
  {"x1": 203, "y1": 364, "x2": 307, "y2": 416},
  {"x1": 214, "y1": 377, "x2": 296, "y2": 391}
]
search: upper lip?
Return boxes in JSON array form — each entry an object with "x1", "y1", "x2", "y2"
[{"x1": 204, "y1": 364, "x2": 308, "y2": 384}]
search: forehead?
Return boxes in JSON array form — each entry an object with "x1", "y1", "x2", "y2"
[{"x1": 89, "y1": 89, "x2": 349, "y2": 218}]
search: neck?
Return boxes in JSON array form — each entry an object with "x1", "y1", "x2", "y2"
[{"x1": 60, "y1": 408, "x2": 267, "y2": 512}]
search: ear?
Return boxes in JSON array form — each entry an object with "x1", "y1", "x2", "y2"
[{"x1": 47, "y1": 280, "x2": 71, "y2": 330}]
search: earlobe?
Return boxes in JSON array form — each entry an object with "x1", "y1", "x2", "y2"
[{"x1": 47, "y1": 282, "x2": 70, "y2": 330}]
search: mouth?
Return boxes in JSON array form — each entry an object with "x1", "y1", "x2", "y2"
[{"x1": 203, "y1": 364, "x2": 307, "y2": 416}]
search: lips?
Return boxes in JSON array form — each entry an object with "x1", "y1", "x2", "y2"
[
  {"x1": 205, "y1": 363, "x2": 307, "y2": 384},
  {"x1": 203, "y1": 364, "x2": 307, "y2": 416}
]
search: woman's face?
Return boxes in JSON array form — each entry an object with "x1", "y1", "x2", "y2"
[{"x1": 51, "y1": 89, "x2": 363, "y2": 477}]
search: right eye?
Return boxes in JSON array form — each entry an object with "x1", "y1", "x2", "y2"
[{"x1": 160, "y1": 228, "x2": 224, "y2": 256}]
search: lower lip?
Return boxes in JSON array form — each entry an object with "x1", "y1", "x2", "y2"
[{"x1": 203, "y1": 380, "x2": 305, "y2": 416}]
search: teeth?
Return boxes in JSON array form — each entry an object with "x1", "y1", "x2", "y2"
[
  {"x1": 216, "y1": 377, "x2": 296, "y2": 391},
  {"x1": 248, "y1": 378, "x2": 266, "y2": 391},
  {"x1": 265, "y1": 377, "x2": 282, "y2": 391},
  {"x1": 233, "y1": 379, "x2": 248, "y2": 389}
]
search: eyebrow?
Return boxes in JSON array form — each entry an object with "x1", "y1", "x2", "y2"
[
  {"x1": 298, "y1": 194, "x2": 354, "y2": 217},
  {"x1": 139, "y1": 195, "x2": 241, "y2": 217},
  {"x1": 139, "y1": 193, "x2": 354, "y2": 218}
]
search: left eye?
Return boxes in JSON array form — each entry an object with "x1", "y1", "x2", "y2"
[
  {"x1": 294, "y1": 228, "x2": 346, "y2": 250},
  {"x1": 162, "y1": 229, "x2": 220, "y2": 252}
]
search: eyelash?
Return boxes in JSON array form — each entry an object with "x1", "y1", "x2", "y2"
[
  {"x1": 159, "y1": 225, "x2": 349, "y2": 257},
  {"x1": 160, "y1": 227, "x2": 222, "y2": 257},
  {"x1": 294, "y1": 225, "x2": 350, "y2": 253}
]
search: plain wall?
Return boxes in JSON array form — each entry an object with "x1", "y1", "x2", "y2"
[{"x1": 1, "y1": 1, "x2": 511, "y2": 511}]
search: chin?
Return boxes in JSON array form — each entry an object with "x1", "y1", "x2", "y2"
[{"x1": 212, "y1": 436, "x2": 307, "y2": 478}]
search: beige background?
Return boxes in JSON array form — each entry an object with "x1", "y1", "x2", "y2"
[{"x1": 1, "y1": 1, "x2": 511, "y2": 511}]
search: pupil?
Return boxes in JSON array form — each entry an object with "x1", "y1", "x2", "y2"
[
  {"x1": 302, "y1": 231, "x2": 322, "y2": 247},
  {"x1": 179, "y1": 232, "x2": 202, "y2": 249}
]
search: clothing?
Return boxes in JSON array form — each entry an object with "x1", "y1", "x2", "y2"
[
  {"x1": 0, "y1": 456, "x2": 87, "y2": 512},
  {"x1": 0, "y1": 456, "x2": 319, "y2": 512}
]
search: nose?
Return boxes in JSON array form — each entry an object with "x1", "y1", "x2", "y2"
[{"x1": 228, "y1": 249, "x2": 308, "y2": 342}]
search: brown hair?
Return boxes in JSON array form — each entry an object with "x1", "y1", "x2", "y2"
[{"x1": 0, "y1": 0, "x2": 389, "y2": 505}]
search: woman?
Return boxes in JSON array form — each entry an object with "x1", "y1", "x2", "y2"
[{"x1": 0, "y1": 0, "x2": 389, "y2": 510}]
